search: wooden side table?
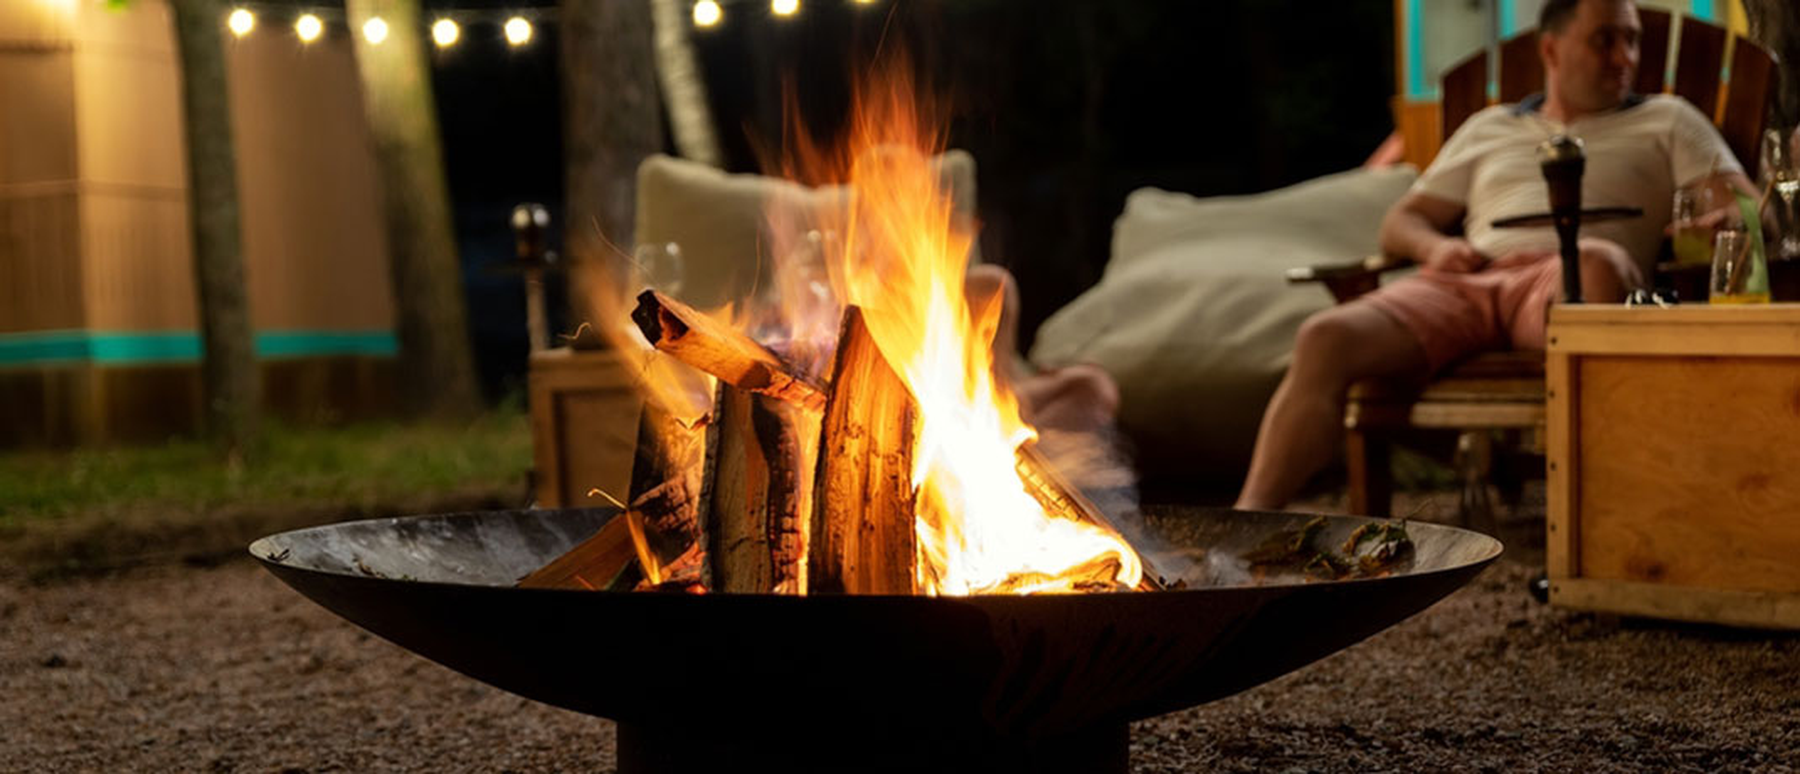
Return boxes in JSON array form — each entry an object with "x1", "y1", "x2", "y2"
[
  {"x1": 1546, "y1": 304, "x2": 1800, "y2": 628},
  {"x1": 528, "y1": 347, "x2": 644, "y2": 509}
]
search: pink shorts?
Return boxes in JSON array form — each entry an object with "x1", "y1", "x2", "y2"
[{"x1": 1361, "y1": 253, "x2": 1562, "y2": 373}]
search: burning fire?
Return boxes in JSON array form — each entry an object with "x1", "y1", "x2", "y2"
[{"x1": 780, "y1": 65, "x2": 1145, "y2": 595}]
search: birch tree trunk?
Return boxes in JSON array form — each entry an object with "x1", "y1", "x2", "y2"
[
  {"x1": 169, "y1": 0, "x2": 260, "y2": 458},
  {"x1": 562, "y1": 0, "x2": 665, "y2": 328},
  {"x1": 649, "y1": 0, "x2": 722, "y2": 167},
  {"x1": 344, "y1": 0, "x2": 481, "y2": 418}
]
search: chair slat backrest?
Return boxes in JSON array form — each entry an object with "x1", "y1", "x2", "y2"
[
  {"x1": 1435, "y1": 8, "x2": 1767, "y2": 175},
  {"x1": 1498, "y1": 33, "x2": 1543, "y2": 104},
  {"x1": 1635, "y1": 8, "x2": 1673, "y2": 97},
  {"x1": 1721, "y1": 39, "x2": 1776, "y2": 180},
  {"x1": 1672, "y1": 16, "x2": 1729, "y2": 117}
]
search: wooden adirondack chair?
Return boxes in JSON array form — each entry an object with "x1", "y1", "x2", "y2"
[{"x1": 1288, "y1": 7, "x2": 1780, "y2": 529}]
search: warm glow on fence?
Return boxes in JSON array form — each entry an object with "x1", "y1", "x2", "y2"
[
  {"x1": 361, "y1": 17, "x2": 388, "y2": 45},
  {"x1": 504, "y1": 16, "x2": 532, "y2": 46},
  {"x1": 772, "y1": 0, "x2": 799, "y2": 17},
  {"x1": 294, "y1": 13, "x2": 323, "y2": 43},
  {"x1": 693, "y1": 0, "x2": 722, "y2": 28},
  {"x1": 227, "y1": 8, "x2": 255, "y2": 37},
  {"x1": 432, "y1": 18, "x2": 460, "y2": 47}
]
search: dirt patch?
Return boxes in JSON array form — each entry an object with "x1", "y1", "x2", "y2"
[{"x1": 3, "y1": 495, "x2": 1797, "y2": 772}]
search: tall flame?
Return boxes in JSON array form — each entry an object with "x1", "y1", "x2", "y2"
[{"x1": 787, "y1": 62, "x2": 1143, "y2": 595}]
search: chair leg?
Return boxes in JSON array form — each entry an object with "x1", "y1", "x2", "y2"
[
  {"x1": 1455, "y1": 430, "x2": 1498, "y2": 535},
  {"x1": 1345, "y1": 428, "x2": 1392, "y2": 517}
]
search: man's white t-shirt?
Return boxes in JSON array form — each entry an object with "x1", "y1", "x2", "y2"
[{"x1": 1412, "y1": 94, "x2": 1740, "y2": 269}]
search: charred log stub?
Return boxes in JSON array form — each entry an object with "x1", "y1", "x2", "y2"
[
  {"x1": 631, "y1": 290, "x2": 827, "y2": 411},
  {"x1": 809, "y1": 306, "x2": 919, "y2": 595},
  {"x1": 520, "y1": 404, "x2": 708, "y2": 591}
]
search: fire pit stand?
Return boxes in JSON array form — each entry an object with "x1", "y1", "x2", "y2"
[{"x1": 252, "y1": 507, "x2": 1500, "y2": 773}]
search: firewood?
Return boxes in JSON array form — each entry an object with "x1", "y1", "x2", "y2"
[
  {"x1": 808, "y1": 306, "x2": 919, "y2": 595},
  {"x1": 519, "y1": 404, "x2": 706, "y2": 591},
  {"x1": 1015, "y1": 443, "x2": 1167, "y2": 591},
  {"x1": 696, "y1": 385, "x2": 810, "y2": 593},
  {"x1": 631, "y1": 289, "x2": 827, "y2": 412},
  {"x1": 516, "y1": 514, "x2": 635, "y2": 590}
]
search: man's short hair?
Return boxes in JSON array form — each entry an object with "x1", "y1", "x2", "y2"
[
  {"x1": 1540, "y1": 0, "x2": 1582, "y2": 32},
  {"x1": 1540, "y1": 0, "x2": 1634, "y2": 32}
]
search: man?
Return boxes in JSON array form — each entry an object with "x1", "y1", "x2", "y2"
[{"x1": 1236, "y1": 0, "x2": 1754, "y2": 510}]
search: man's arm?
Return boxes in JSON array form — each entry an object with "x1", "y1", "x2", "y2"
[{"x1": 1379, "y1": 190, "x2": 1487, "y2": 273}]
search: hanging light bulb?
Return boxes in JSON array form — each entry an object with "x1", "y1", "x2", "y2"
[
  {"x1": 432, "y1": 18, "x2": 460, "y2": 47},
  {"x1": 361, "y1": 17, "x2": 388, "y2": 45},
  {"x1": 226, "y1": 8, "x2": 255, "y2": 37},
  {"x1": 504, "y1": 16, "x2": 532, "y2": 46},
  {"x1": 692, "y1": 0, "x2": 721, "y2": 28},
  {"x1": 771, "y1": 0, "x2": 799, "y2": 17},
  {"x1": 294, "y1": 13, "x2": 323, "y2": 43}
]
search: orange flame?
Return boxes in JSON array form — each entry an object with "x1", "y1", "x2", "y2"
[{"x1": 786, "y1": 61, "x2": 1144, "y2": 595}]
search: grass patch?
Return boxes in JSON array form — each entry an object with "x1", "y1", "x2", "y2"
[{"x1": 0, "y1": 411, "x2": 534, "y2": 578}]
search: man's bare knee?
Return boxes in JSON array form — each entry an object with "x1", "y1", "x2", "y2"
[{"x1": 1576, "y1": 239, "x2": 1641, "y2": 302}]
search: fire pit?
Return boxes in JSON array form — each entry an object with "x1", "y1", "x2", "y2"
[{"x1": 252, "y1": 506, "x2": 1498, "y2": 774}]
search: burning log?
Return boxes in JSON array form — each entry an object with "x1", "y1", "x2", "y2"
[
  {"x1": 517, "y1": 515, "x2": 635, "y2": 590},
  {"x1": 1015, "y1": 444, "x2": 1167, "y2": 592},
  {"x1": 519, "y1": 403, "x2": 708, "y2": 591},
  {"x1": 697, "y1": 384, "x2": 811, "y2": 593},
  {"x1": 809, "y1": 306, "x2": 919, "y2": 595},
  {"x1": 631, "y1": 289, "x2": 827, "y2": 412}
]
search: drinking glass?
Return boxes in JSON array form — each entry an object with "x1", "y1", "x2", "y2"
[
  {"x1": 1671, "y1": 185, "x2": 1715, "y2": 266},
  {"x1": 1762, "y1": 127, "x2": 1799, "y2": 261},
  {"x1": 1709, "y1": 226, "x2": 1770, "y2": 304},
  {"x1": 633, "y1": 241, "x2": 686, "y2": 296}
]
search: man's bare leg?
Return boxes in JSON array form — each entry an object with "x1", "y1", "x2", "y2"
[{"x1": 1235, "y1": 302, "x2": 1430, "y2": 511}]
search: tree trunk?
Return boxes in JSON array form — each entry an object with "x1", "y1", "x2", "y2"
[
  {"x1": 344, "y1": 0, "x2": 481, "y2": 418},
  {"x1": 1744, "y1": 0, "x2": 1800, "y2": 131},
  {"x1": 168, "y1": 0, "x2": 259, "y2": 458},
  {"x1": 648, "y1": 0, "x2": 723, "y2": 167},
  {"x1": 562, "y1": 0, "x2": 665, "y2": 333}
]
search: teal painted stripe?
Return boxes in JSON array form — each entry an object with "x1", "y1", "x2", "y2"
[
  {"x1": 1690, "y1": 0, "x2": 1714, "y2": 22},
  {"x1": 0, "y1": 330, "x2": 396, "y2": 365},
  {"x1": 1407, "y1": 0, "x2": 1428, "y2": 99}
]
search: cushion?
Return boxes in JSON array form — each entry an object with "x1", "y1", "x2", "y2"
[
  {"x1": 1028, "y1": 165, "x2": 1419, "y2": 484},
  {"x1": 634, "y1": 151, "x2": 980, "y2": 311}
]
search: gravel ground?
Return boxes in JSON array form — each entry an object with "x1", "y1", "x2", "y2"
[{"x1": 4, "y1": 498, "x2": 1798, "y2": 772}]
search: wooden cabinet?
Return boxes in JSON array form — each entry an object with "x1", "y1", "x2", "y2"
[
  {"x1": 528, "y1": 348, "x2": 644, "y2": 509},
  {"x1": 1546, "y1": 305, "x2": 1800, "y2": 628}
]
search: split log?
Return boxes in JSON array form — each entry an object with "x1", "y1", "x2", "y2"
[
  {"x1": 1015, "y1": 443, "x2": 1166, "y2": 591},
  {"x1": 517, "y1": 515, "x2": 635, "y2": 590},
  {"x1": 631, "y1": 289, "x2": 826, "y2": 411},
  {"x1": 519, "y1": 403, "x2": 707, "y2": 591},
  {"x1": 809, "y1": 306, "x2": 919, "y2": 595},
  {"x1": 696, "y1": 384, "x2": 810, "y2": 593}
]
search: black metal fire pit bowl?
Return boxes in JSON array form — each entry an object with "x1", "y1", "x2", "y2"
[{"x1": 252, "y1": 507, "x2": 1499, "y2": 774}]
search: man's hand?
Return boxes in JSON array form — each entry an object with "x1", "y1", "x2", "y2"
[{"x1": 1421, "y1": 238, "x2": 1489, "y2": 274}]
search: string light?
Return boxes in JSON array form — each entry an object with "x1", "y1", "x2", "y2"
[
  {"x1": 772, "y1": 0, "x2": 799, "y2": 17},
  {"x1": 361, "y1": 17, "x2": 388, "y2": 45},
  {"x1": 227, "y1": 8, "x2": 255, "y2": 37},
  {"x1": 504, "y1": 16, "x2": 532, "y2": 46},
  {"x1": 693, "y1": 0, "x2": 721, "y2": 28},
  {"x1": 432, "y1": 18, "x2": 460, "y2": 48},
  {"x1": 294, "y1": 13, "x2": 323, "y2": 43}
]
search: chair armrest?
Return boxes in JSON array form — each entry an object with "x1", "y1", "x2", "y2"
[{"x1": 1286, "y1": 254, "x2": 1417, "y2": 303}]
